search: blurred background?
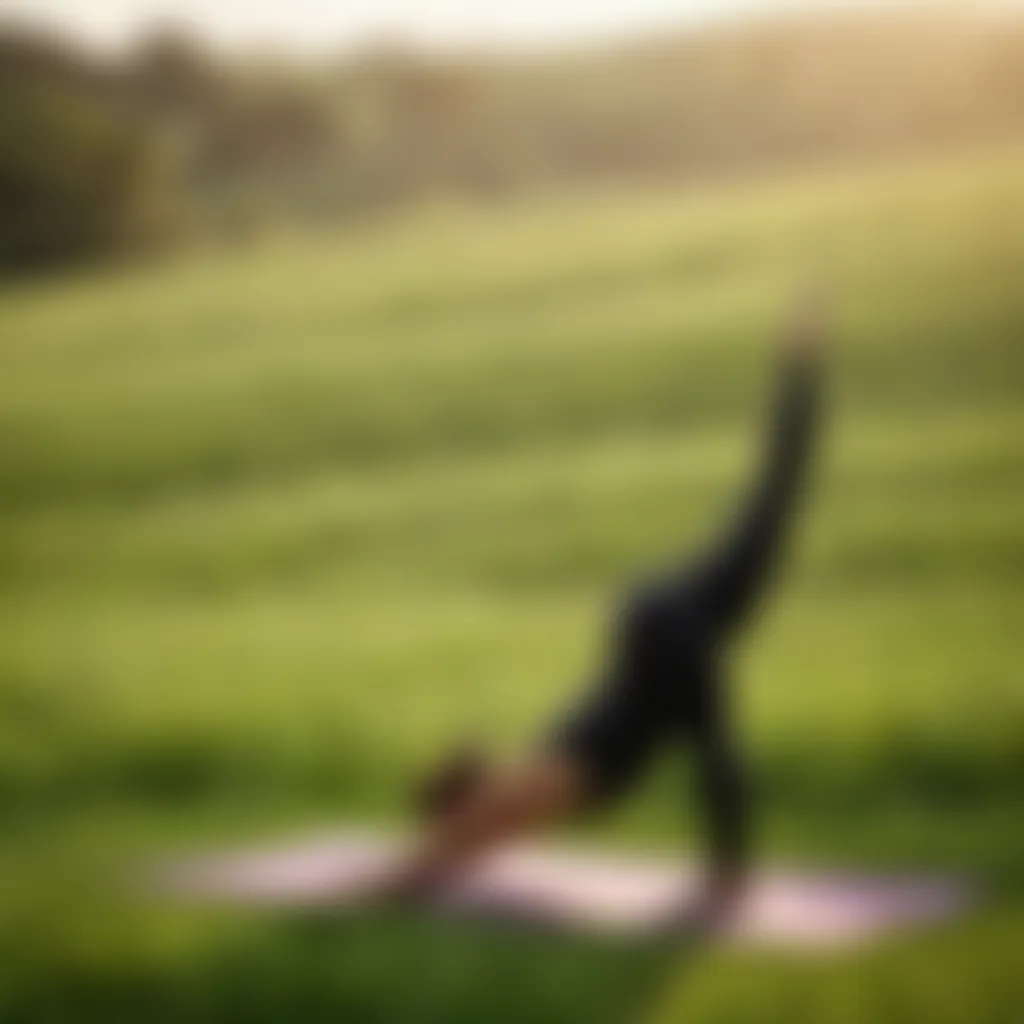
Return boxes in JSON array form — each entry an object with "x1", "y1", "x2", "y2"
[{"x1": 0, "y1": 1, "x2": 1022, "y2": 1021}]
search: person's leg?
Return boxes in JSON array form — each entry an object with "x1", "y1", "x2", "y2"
[
  {"x1": 697, "y1": 330, "x2": 822, "y2": 635},
  {"x1": 688, "y1": 675, "x2": 749, "y2": 917}
]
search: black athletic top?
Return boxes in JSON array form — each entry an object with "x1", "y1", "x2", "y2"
[{"x1": 549, "y1": 351, "x2": 820, "y2": 876}]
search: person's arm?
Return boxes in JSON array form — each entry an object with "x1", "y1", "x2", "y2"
[{"x1": 362, "y1": 753, "x2": 585, "y2": 904}]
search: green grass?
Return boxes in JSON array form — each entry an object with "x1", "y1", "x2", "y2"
[{"x1": 1, "y1": 150, "x2": 1023, "y2": 1021}]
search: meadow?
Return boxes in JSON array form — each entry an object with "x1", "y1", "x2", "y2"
[{"x1": 0, "y1": 151, "x2": 1022, "y2": 1021}]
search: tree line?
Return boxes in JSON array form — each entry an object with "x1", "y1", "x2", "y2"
[{"x1": 2, "y1": 8, "x2": 1023, "y2": 272}]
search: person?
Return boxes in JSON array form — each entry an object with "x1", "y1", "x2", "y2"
[{"x1": 361, "y1": 292, "x2": 826, "y2": 924}]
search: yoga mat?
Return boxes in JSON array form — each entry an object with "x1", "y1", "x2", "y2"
[{"x1": 154, "y1": 830, "x2": 973, "y2": 949}]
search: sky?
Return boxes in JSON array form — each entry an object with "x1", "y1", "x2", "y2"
[{"x1": 0, "y1": 0, "x2": 856, "y2": 54}]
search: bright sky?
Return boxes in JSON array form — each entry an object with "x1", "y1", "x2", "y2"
[{"x1": 0, "y1": 0, "x2": 855, "y2": 54}]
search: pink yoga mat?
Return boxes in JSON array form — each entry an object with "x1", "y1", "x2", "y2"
[{"x1": 155, "y1": 831, "x2": 972, "y2": 949}]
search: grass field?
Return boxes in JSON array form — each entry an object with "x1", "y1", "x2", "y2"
[{"x1": 1, "y1": 151, "x2": 1023, "y2": 1022}]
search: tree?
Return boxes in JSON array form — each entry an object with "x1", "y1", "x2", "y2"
[{"x1": 0, "y1": 29, "x2": 183, "y2": 273}]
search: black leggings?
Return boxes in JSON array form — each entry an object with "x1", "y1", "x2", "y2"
[{"x1": 549, "y1": 354, "x2": 819, "y2": 873}]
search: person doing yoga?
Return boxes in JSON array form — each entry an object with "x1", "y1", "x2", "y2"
[{"x1": 362, "y1": 293, "x2": 826, "y2": 923}]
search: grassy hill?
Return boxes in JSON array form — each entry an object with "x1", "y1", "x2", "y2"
[{"x1": 0, "y1": 150, "x2": 1022, "y2": 1021}]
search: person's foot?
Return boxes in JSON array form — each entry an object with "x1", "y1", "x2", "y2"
[
  {"x1": 650, "y1": 872, "x2": 747, "y2": 940},
  {"x1": 688, "y1": 870, "x2": 748, "y2": 933},
  {"x1": 783, "y1": 282, "x2": 829, "y2": 362}
]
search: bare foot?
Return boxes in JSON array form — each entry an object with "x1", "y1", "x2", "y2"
[{"x1": 783, "y1": 282, "x2": 830, "y2": 363}]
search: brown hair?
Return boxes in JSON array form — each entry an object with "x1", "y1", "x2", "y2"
[{"x1": 414, "y1": 744, "x2": 489, "y2": 820}]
